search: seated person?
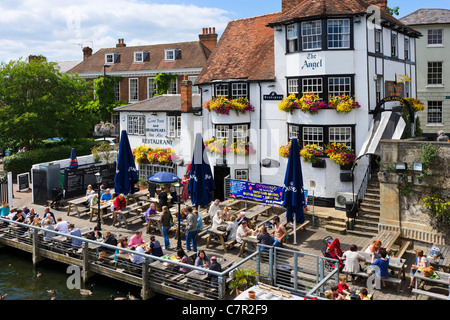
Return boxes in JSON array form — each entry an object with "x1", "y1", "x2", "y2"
[
  {"x1": 43, "y1": 207, "x2": 56, "y2": 224},
  {"x1": 0, "y1": 201, "x2": 10, "y2": 218},
  {"x1": 148, "y1": 235, "x2": 163, "y2": 257},
  {"x1": 337, "y1": 274, "x2": 352, "y2": 296},
  {"x1": 195, "y1": 250, "x2": 210, "y2": 271},
  {"x1": 103, "y1": 231, "x2": 118, "y2": 254},
  {"x1": 236, "y1": 220, "x2": 255, "y2": 252},
  {"x1": 144, "y1": 203, "x2": 157, "y2": 223},
  {"x1": 207, "y1": 256, "x2": 222, "y2": 283},
  {"x1": 330, "y1": 285, "x2": 344, "y2": 300},
  {"x1": 359, "y1": 288, "x2": 371, "y2": 300},
  {"x1": 113, "y1": 194, "x2": 127, "y2": 211},
  {"x1": 257, "y1": 226, "x2": 273, "y2": 251},
  {"x1": 128, "y1": 230, "x2": 145, "y2": 248},
  {"x1": 129, "y1": 245, "x2": 145, "y2": 266},
  {"x1": 68, "y1": 223, "x2": 83, "y2": 249},
  {"x1": 100, "y1": 188, "x2": 112, "y2": 203},
  {"x1": 226, "y1": 215, "x2": 239, "y2": 243},
  {"x1": 175, "y1": 249, "x2": 192, "y2": 273},
  {"x1": 54, "y1": 217, "x2": 69, "y2": 234},
  {"x1": 342, "y1": 244, "x2": 366, "y2": 283}
]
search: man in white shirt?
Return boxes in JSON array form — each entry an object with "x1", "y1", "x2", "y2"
[
  {"x1": 236, "y1": 220, "x2": 256, "y2": 252},
  {"x1": 55, "y1": 217, "x2": 69, "y2": 234},
  {"x1": 208, "y1": 199, "x2": 221, "y2": 221}
]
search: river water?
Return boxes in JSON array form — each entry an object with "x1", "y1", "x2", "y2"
[{"x1": 0, "y1": 247, "x2": 166, "y2": 300}]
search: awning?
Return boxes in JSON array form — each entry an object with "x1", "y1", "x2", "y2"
[{"x1": 358, "y1": 111, "x2": 406, "y2": 158}]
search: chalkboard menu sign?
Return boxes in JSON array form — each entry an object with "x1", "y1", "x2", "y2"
[
  {"x1": 17, "y1": 173, "x2": 30, "y2": 192},
  {"x1": 63, "y1": 162, "x2": 116, "y2": 199}
]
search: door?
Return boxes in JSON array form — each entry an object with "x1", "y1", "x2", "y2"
[{"x1": 214, "y1": 166, "x2": 230, "y2": 201}]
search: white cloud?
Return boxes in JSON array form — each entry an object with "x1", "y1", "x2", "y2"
[{"x1": 0, "y1": 0, "x2": 230, "y2": 63}]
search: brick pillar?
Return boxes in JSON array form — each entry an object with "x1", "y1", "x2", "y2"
[{"x1": 181, "y1": 76, "x2": 192, "y2": 112}]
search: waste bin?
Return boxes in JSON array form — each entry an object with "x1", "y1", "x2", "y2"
[
  {"x1": 276, "y1": 264, "x2": 293, "y2": 287},
  {"x1": 345, "y1": 201, "x2": 358, "y2": 219}
]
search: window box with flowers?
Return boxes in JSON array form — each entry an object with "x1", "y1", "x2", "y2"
[
  {"x1": 132, "y1": 146, "x2": 175, "y2": 166},
  {"x1": 94, "y1": 121, "x2": 116, "y2": 136},
  {"x1": 205, "y1": 137, "x2": 255, "y2": 156},
  {"x1": 324, "y1": 142, "x2": 356, "y2": 170},
  {"x1": 279, "y1": 142, "x2": 326, "y2": 166},
  {"x1": 278, "y1": 93, "x2": 327, "y2": 114},
  {"x1": 205, "y1": 97, "x2": 255, "y2": 124},
  {"x1": 328, "y1": 95, "x2": 361, "y2": 114}
]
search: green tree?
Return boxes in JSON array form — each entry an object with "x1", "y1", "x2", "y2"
[
  {"x1": 154, "y1": 72, "x2": 178, "y2": 96},
  {"x1": 0, "y1": 58, "x2": 96, "y2": 149},
  {"x1": 387, "y1": 6, "x2": 400, "y2": 16}
]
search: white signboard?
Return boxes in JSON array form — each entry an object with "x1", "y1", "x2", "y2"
[
  {"x1": 142, "y1": 115, "x2": 173, "y2": 147},
  {"x1": 300, "y1": 52, "x2": 325, "y2": 73}
]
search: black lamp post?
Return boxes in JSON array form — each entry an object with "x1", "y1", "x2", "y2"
[
  {"x1": 174, "y1": 182, "x2": 183, "y2": 250},
  {"x1": 95, "y1": 172, "x2": 102, "y2": 230}
]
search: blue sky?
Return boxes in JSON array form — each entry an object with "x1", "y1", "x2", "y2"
[{"x1": 0, "y1": 0, "x2": 448, "y2": 64}]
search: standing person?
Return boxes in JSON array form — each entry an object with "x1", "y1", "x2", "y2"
[
  {"x1": 185, "y1": 207, "x2": 198, "y2": 253},
  {"x1": 158, "y1": 186, "x2": 168, "y2": 211},
  {"x1": 180, "y1": 174, "x2": 190, "y2": 204},
  {"x1": 208, "y1": 199, "x2": 221, "y2": 221},
  {"x1": 271, "y1": 216, "x2": 287, "y2": 247},
  {"x1": 160, "y1": 206, "x2": 172, "y2": 250},
  {"x1": 54, "y1": 217, "x2": 69, "y2": 234},
  {"x1": 342, "y1": 244, "x2": 366, "y2": 283},
  {"x1": 408, "y1": 249, "x2": 430, "y2": 289},
  {"x1": 370, "y1": 248, "x2": 390, "y2": 288}
]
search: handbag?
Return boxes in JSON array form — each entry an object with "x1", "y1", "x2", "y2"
[{"x1": 217, "y1": 226, "x2": 227, "y2": 232}]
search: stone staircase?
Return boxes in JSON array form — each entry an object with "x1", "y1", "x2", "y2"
[{"x1": 347, "y1": 174, "x2": 380, "y2": 238}]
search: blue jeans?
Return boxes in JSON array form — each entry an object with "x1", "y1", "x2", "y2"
[
  {"x1": 162, "y1": 226, "x2": 171, "y2": 249},
  {"x1": 186, "y1": 230, "x2": 197, "y2": 252},
  {"x1": 271, "y1": 236, "x2": 282, "y2": 247}
]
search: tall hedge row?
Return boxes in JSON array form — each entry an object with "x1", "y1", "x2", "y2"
[{"x1": 3, "y1": 140, "x2": 101, "y2": 178}]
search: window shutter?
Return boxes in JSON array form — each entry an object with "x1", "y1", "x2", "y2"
[
  {"x1": 143, "y1": 51, "x2": 150, "y2": 61},
  {"x1": 114, "y1": 53, "x2": 121, "y2": 63},
  {"x1": 175, "y1": 49, "x2": 182, "y2": 59}
]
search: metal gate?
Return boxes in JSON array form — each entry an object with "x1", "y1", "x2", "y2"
[{"x1": 0, "y1": 175, "x2": 8, "y2": 203}]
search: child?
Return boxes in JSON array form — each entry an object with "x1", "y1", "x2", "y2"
[
  {"x1": 330, "y1": 285, "x2": 344, "y2": 300},
  {"x1": 371, "y1": 248, "x2": 390, "y2": 288},
  {"x1": 337, "y1": 274, "x2": 352, "y2": 296},
  {"x1": 359, "y1": 288, "x2": 371, "y2": 300},
  {"x1": 324, "y1": 290, "x2": 333, "y2": 300}
]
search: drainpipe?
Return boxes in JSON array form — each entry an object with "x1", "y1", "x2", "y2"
[{"x1": 258, "y1": 81, "x2": 262, "y2": 183}]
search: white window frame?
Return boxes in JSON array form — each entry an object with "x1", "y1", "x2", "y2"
[
  {"x1": 427, "y1": 101, "x2": 443, "y2": 124},
  {"x1": 165, "y1": 49, "x2": 176, "y2": 61},
  {"x1": 375, "y1": 29, "x2": 382, "y2": 53},
  {"x1": 113, "y1": 82, "x2": 120, "y2": 101},
  {"x1": 188, "y1": 76, "x2": 199, "y2": 94},
  {"x1": 329, "y1": 127, "x2": 352, "y2": 148},
  {"x1": 328, "y1": 77, "x2": 351, "y2": 98},
  {"x1": 231, "y1": 83, "x2": 248, "y2": 99},
  {"x1": 105, "y1": 53, "x2": 114, "y2": 64},
  {"x1": 288, "y1": 124, "x2": 300, "y2": 140},
  {"x1": 127, "y1": 115, "x2": 145, "y2": 135},
  {"x1": 428, "y1": 29, "x2": 443, "y2": 46},
  {"x1": 215, "y1": 125, "x2": 230, "y2": 140},
  {"x1": 215, "y1": 84, "x2": 229, "y2": 97},
  {"x1": 167, "y1": 116, "x2": 181, "y2": 138},
  {"x1": 134, "y1": 51, "x2": 144, "y2": 63},
  {"x1": 287, "y1": 23, "x2": 299, "y2": 53},
  {"x1": 167, "y1": 78, "x2": 177, "y2": 94},
  {"x1": 302, "y1": 77, "x2": 323, "y2": 99},
  {"x1": 427, "y1": 61, "x2": 443, "y2": 85},
  {"x1": 327, "y1": 19, "x2": 350, "y2": 49},
  {"x1": 301, "y1": 20, "x2": 322, "y2": 51},
  {"x1": 302, "y1": 127, "x2": 324, "y2": 147},
  {"x1": 376, "y1": 76, "x2": 383, "y2": 103},
  {"x1": 288, "y1": 79, "x2": 299, "y2": 94},
  {"x1": 147, "y1": 77, "x2": 156, "y2": 99},
  {"x1": 139, "y1": 164, "x2": 175, "y2": 180},
  {"x1": 129, "y1": 78, "x2": 139, "y2": 103},
  {"x1": 404, "y1": 38, "x2": 410, "y2": 60},
  {"x1": 391, "y1": 33, "x2": 398, "y2": 57}
]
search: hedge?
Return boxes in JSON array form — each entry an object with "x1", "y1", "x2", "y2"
[{"x1": 3, "y1": 139, "x2": 101, "y2": 178}]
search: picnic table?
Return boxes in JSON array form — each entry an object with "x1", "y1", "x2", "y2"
[
  {"x1": 127, "y1": 189, "x2": 150, "y2": 204},
  {"x1": 146, "y1": 213, "x2": 162, "y2": 235},
  {"x1": 89, "y1": 201, "x2": 113, "y2": 223},
  {"x1": 412, "y1": 269, "x2": 450, "y2": 300},
  {"x1": 238, "y1": 234, "x2": 259, "y2": 257},
  {"x1": 358, "y1": 251, "x2": 407, "y2": 280},
  {"x1": 221, "y1": 199, "x2": 245, "y2": 210},
  {"x1": 238, "y1": 205, "x2": 272, "y2": 227},
  {"x1": 428, "y1": 245, "x2": 450, "y2": 272},
  {"x1": 367, "y1": 229, "x2": 401, "y2": 252},
  {"x1": 67, "y1": 197, "x2": 89, "y2": 218},
  {"x1": 205, "y1": 223, "x2": 230, "y2": 253},
  {"x1": 112, "y1": 202, "x2": 149, "y2": 228}
]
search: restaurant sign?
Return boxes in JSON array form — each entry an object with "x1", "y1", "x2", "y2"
[
  {"x1": 142, "y1": 116, "x2": 173, "y2": 146},
  {"x1": 263, "y1": 92, "x2": 284, "y2": 101},
  {"x1": 300, "y1": 52, "x2": 325, "y2": 73},
  {"x1": 230, "y1": 179, "x2": 284, "y2": 205}
]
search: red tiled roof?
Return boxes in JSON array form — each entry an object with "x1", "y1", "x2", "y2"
[
  {"x1": 68, "y1": 41, "x2": 211, "y2": 75},
  {"x1": 196, "y1": 12, "x2": 282, "y2": 84},
  {"x1": 269, "y1": 0, "x2": 420, "y2": 36}
]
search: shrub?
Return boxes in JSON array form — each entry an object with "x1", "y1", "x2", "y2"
[{"x1": 3, "y1": 139, "x2": 101, "y2": 178}]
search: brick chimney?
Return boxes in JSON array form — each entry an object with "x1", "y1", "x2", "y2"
[
  {"x1": 116, "y1": 38, "x2": 126, "y2": 48},
  {"x1": 180, "y1": 75, "x2": 192, "y2": 112},
  {"x1": 282, "y1": 0, "x2": 303, "y2": 12},
  {"x1": 82, "y1": 46, "x2": 93, "y2": 60},
  {"x1": 199, "y1": 27, "x2": 218, "y2": 53},
  {"x1": 366, "y1": 0, "x2": 388, "y2": 10}
]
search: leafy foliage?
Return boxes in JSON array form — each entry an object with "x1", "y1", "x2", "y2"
[{"x1": 154, "y1": 73, "x2": 178, "y2": 96}]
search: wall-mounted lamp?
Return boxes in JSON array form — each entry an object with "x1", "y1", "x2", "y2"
[
  {"x1": 268, "y1": 84, "x2": 276, "y2": 88},
  {"x1": 395, "y1": 162, "x2": 407, "y2": 173},
  {"x1": 275, "y1": 26, "x2": 283, "y2": 32},
  {"x1": 151, "y1": 112, "x2": 157, "y2": 116},
  {"x1": 354, "y1": 17, "x2": 362, "y2": 23},
  {"x1": 203, "y1": 89, "x2": 209, "y2": 92},
  {"x1": 412, "y1": 162, "x2": 423, "y2": 174}
]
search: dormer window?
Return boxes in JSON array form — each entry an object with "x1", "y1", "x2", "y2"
[
  {"x1": 105, "y1": 53, "x2": 114, "y2": 64},
  {"x1": 165, "y1": 49, "x2": 176, "y2": 61},
  {"x1": 134, "y1": 52, "x2": 144, "y2": 63}
]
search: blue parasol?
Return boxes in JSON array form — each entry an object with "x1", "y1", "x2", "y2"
[
  {"x1": 148, "y1": 172, "x2": 180, "y2": 184},
  {"x1": 114, "y1": 130, "x2": 139, "y2": 195},
  {"x1": 68, "y1": 148, "x2": 78, "y2": 169},
  {"x1": 281, "y1": 138, "x2": 306, "y2": 244},
  {"x1": 188, "y1": 133, "x2": 215, "y2": 208}
]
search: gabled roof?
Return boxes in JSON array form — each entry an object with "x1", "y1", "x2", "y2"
[
  {"x1": 56, "y1": 60, "x2": 82, "y2": 73},
  {"x1": 114, "y1": 94, "x2": 201, "y2": 113},
  {"x1": 68, "y1": 41, "x2": 211, "y2": 75},
  {"x1": 268, "y1": 0, "x2": 420, "y2": 37},
  {"x1": 400, "y1": 9, "x2": 450, "y2": 26},
  {"x1": 196, "y1": 12, "x2": 282, "y2": 85}
]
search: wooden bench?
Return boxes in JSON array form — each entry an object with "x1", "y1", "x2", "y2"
[
  {"x1": 286, "y1": 220, "x2": 310, "y2": 238},
  {"x1": 343, "y1": 271, "x2": 402, "y2": 292},
  {"x1": 411, "y1": 288, "x2": 449, "y2": 300},
  {"x1": 67, "y1": 197, "x2": 90, "y2": 218},
  {"x1": 395, "y1": 240, "x2": 411, "y2": 258}
]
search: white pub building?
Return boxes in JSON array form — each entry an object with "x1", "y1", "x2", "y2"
[{"x1": 118, "y1": 0, "x2": 421, "y2": 207}]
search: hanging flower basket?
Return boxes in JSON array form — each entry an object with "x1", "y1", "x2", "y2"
[
  {"x1": 204, "y1": 97, "x2": 254, "y2": 115},
  {"x1": 329, "y1": 95, "x2": 361, "y2": 114},
  {"x1": 402, "y1": 97, "x2": 425, "y2": 112},
  {"x1": 279, "y1": 141, "x2": 292, "y2": 158},
  {"x1": 94, "y1": 121, "x2": 115, "y2": 136},
  {"x1": 132, "y1": 146, "x2": 174, "y2": 165},
  {"x1": 278, "y1": 94, "x2": 300, "y2": 114},
  {"x1": 325, "y1": 142, "x2": 356, "y2": 167}
]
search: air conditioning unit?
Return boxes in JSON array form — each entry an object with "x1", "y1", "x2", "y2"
[{"x1": 335, "y1": 192, "x2": 357, "y2": 209}]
